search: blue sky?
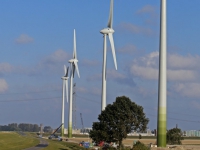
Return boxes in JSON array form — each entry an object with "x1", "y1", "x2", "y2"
[{"x1": 1, "y1": 0, "x2": 200, "y2": 131}]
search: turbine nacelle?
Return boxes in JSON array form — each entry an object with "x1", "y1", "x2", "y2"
[
  {"x1": 61, "y1": 76, "x2": 69, "y2": 80},
  {"x1": 100, "y1": 28, "x2": 114, "y2": 34},
  {"x1": 68, "y1": 59, "x2": 78, "y2": 63}
]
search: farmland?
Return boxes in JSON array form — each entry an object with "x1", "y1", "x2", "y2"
[{"x1": 0, "y1": 132, "x2": 200, "y2": 150}]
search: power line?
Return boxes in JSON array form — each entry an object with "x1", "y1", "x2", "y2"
[
  {"x1": 76, "y1": 95, "x2": 100, "y2": 104},
  {"x1": 147, "y1": 114, "x2": 200, "y2": 124},
  {"x1": 0, "y1": 89, "x2": 60, "y2": 96},
  {"x1": 0, "y1": 89, "x2": 200, "y2": 120},
  {"x1": 144, "y1": 107, "x2": 200, "y2": 117},
  {"x1": 75, "y1": 95, "x2": 200, "y2": 124},
  {"x1": 0, "y1": 93, "x2": 98, "y2": 103},
  {"x1": 0, "y1": 93, "x2": 200, "y2": 124},
  {"x1": 75, "y1": 96, "x2": 200, "y2": 124},
  {"x1": 78, "y1": 96, "x2": 200, "y2": 118},
  {"x1": 0, "y1": 96, "x2": 61, "y2": 102}
]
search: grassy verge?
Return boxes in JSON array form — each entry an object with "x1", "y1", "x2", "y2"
[
  {"x1": 42, "y1": 139, "x2": 87, "y2": 150},
  {"x1": 0, "y1": 132, "x2": 39, "y2": 150}
]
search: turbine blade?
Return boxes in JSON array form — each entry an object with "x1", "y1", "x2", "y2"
[
  {"x1": 108, "y1": 33, "x2": 117, "y2": 70},
  {"x1": 65, "y1": 80, "x2": 68, "y2": 103},
  {"x1": 64, "y1": 65, "x2": 67, "y2": 75},
  {"x1": 73, "y1": 63, "x2": 75, "y2": 78},
  {"x1": 66, "y1": 66, "x2": 69, "y2": 77},
  {"x1": 70, "y1": 63, "x2": 73, "y2": 77},
  {"x1": 73, "y1": 29, "x2": 77, "y2": 59},
  {"x1": 107, "y1": 0, "x2": 113, "y2": 28},
  {"x1": 74, "y1": 61, "x2": 80, "y2": 78}
]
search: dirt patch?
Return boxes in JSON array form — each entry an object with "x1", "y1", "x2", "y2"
[
  {"x1": 65, "y1": 137, "x2": 200, "y2": 150},
  {"x1": 151, "y1": 146, "x2": 200, "y2": 150}
]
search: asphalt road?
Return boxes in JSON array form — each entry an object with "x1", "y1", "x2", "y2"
[{"x1": 23, "y1": 138, "x2": 48, "y2": 150}]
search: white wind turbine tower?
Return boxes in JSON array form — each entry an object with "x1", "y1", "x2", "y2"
[
  {"x1": 61, "y1": 65, "x2": 69, "y2": 137},
  {"x1": 100, "y1": 0, "x2": 117, "y2": 111},
  {"x1": 68, "y1": 29, "x2": 80, "y2": 138}
]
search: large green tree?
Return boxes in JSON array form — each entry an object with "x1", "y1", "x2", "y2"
[{"x1": 89, "y1": 96, "x2": 149, "y2": 149}]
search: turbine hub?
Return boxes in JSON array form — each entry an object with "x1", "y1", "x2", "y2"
[{"x1": 100, "y1": 28, "x2": 114, "y2": 34}]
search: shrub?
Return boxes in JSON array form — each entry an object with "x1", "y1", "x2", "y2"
[
  {"x1": 167, "y1": 128, "x2": 184, "y2": 145},
  {"x1": 132, "y1": 141, "x2": 150, "y2": 150}
]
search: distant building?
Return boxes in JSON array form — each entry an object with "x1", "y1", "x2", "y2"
[
  {"x1": 186, "y1": 130, "x2": 200, "y2": 137},
  {"x1": 127, "y1": 129, "x2": 155, "y2": 136},
  {"x1": 64, "y1": 128, "x2": 91, "y2": 134},
  {"x1": 80, "y1": 127, "x2": 92, "y2": 134}
]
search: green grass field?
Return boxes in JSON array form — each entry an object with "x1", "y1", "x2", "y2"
[
  {"x1": 0, "y1": 132, "x2": 40, "y2": 150},
  {"x1": 0, "y1": 132, "x2": 90, "y2": 150}
]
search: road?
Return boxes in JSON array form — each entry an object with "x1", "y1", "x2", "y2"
[{"x1": 23, "y1": 138, "x2": 48, "y2": 150}]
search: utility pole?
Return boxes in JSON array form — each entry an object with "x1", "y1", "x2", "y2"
[
  {"x1": 80, "y1": 113, "x2": 84, "y2": 134},
  {"x1": 73, "y1": 83, "x2": 76, "y2": 130},
  {"x1": 40, "y1": 124, "x2": 43, "y2": 135}
]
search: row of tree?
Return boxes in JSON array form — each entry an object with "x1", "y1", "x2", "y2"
[{"x1": 0, "y1": 123, "x2": 40, "y2": 132}]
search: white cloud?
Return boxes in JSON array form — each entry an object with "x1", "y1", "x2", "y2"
[
  {"x1": 118, "y1": 22, "x2": 154, "y2": 36},
  {"x1": 87, "y1": 70, "x2": 135, "y2": 87},
  {"x1": 173, "y1": 83, "x2": 200, "y2": 98},
  {"x1": 136, "y1": 5, "x2": 156, "y2": 16},
  {"x1": 20, "y1": 49, "x2": 70, "y2": 76},
  {"x1": 15, "y1": 34, "x2": 34, "y2": 44},
  {"x1": 136, "y1": 5, "x2": 158, "y2": 25},
  {"x1": 130, "y1": 65, "x2": 158, "y2": 80},
  {"x1": 39, "y1": 49, "x2": 69, "y2": 68},
  {"x1": 129, "y1": 51, "x2": 200, "y2": 82},
  {"x1": 82, "y1": 59, "x2": 99, "y2": 67},
  {"x1": 168, "y1": 70, "x2": 197, "y2": 81},
  {"x1": 107, "y1": 70, "x2": 126, "y2": 80},
  {"x1": 168, "y1": 54, "x2": 200, "y2": 70},
  {"x1": 136, "y1": 51, "x2": 159, "y2": 67},
  {"x1": 45, "y1": 49, "x2": 69, "y2": 63},
  {"x1": 0, "y1": 79, "x2": 8, "y2": 93}
]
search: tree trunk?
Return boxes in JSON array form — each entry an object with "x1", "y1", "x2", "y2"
[{"x1": 119, "y1": 140, "x2": 122, "y2": 150}]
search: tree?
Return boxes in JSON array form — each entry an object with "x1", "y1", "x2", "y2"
[
  {"x1": 167, "y1": 128, "x2": 184, "y2": 145},
  {"x1": 43, "y1": 126, "x2": 53, "y2": 133},
  {"x1": 8, "y1": 123, "x2": 20, "y2": 131},
  {"x1": 33, "y1": 124, "x2": 40, "y2": 132},
  {"x1": 89, "y1": 96, "x2": 149, "y2": 149}
]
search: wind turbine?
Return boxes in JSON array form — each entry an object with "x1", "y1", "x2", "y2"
[
  {"x1": 68, "y1": 29, "x2": 80, "y2": 138},
  {"x1": 61, "y1": 65, "x2": 69, "y2": 137},
  {"x1": 100, "y1": 0, "x2": 117, "y2": 111},
  {"x1": 157, "y1": 0, "x2": 167, "y2": 147}
]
